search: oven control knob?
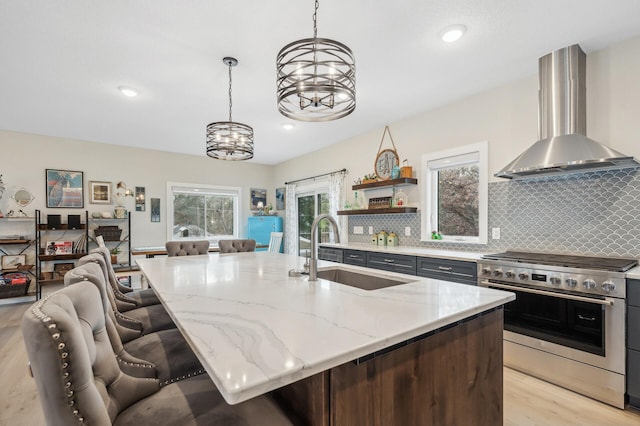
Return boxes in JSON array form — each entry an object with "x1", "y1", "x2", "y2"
[
  {"x1": 493, "y1": 268, "x2": 503, "y2": 277},
  {"x1": 481, "y1": 267, "x2": 492, "y2": 275},
  {"x1": 583, "y1": 279, "x2": 597, "y2": 290},
  {"x1": 518, "y1": 272, "x2": 529, "y2": 280},
  {"x1": 505, "y1": 270, "x2": 515, "y2": 278},
  {"x1": 565, "y1": 278, "x2": 578, "y2": 288},
  {"x1": 550, "y1": 276, "x2": 562, "y2": 285},
  {"x1": 601, "y1": 280, "x2": 616, "y2": 293}
]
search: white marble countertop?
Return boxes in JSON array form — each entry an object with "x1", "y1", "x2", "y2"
[
  {"x1": 137, "y1": 252, "x2": 514, "y2": 404},
  {"x1": 320, "y1": 242, "x2": 486, "y2": 261}
]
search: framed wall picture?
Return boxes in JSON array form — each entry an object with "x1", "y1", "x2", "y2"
[
  {"x1": 46, "y1": 169, "x2": 84, "y2": 208},
  {"x1": 150, "y1": 198, "x2": 160, "y2": 222},
  {"x1": 275, "y1": 187, "x2": 285, "y2": 210},
  {"x1": 1, "y1": 254, "x2": 27, "y2": 270},
  {"x1": 135, "y1": 186, "x2": 145, "y2": 211},
  {"x1": 89, "y1": 181, "x2": 112, "y2": 204},
  {"x1": 250, "y1": 188, "x2": 267, "y2": 211}
]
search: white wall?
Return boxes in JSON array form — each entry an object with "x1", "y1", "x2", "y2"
[{"x1": 0, "y1": 131, "x2": 275, "y2": 246}]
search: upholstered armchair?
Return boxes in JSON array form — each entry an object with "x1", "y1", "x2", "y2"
[
  {"x1": 165, "y1": 240, "x2": 210, "y2": 256},
  {"x1": 22, "y1": 281, "x2": 293, "y2": 425},
  {"x1": 218, "y1": 239, "x2": 257, "y2": 253},
  {"x1": 78, "y1": 253, "x2": 175, "y2": 338}
]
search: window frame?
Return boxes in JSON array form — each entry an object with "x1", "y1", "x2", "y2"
[
  {"x1": 294, "y1": 180, "x2": 330, "y2": 256},
  {"x1": 420, "y1": 141, "x2": 488, "y2": 244},
  {"x1": 166, "y1": 181, "x2": 242, "y2": 243}
]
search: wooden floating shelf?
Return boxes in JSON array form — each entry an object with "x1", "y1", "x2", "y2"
[
  {"x1": 38, "y1": 224, "x2": 86, "y2": 231},
  {"x1": 337, "y1": 207, "x2": 418, "y2": 215},
  {"x1": 0, "y1": 239, "x2": 31, "y2": 244},
  {"x1": 352, "y1": 177, "x2": 417, "y2": 190}
]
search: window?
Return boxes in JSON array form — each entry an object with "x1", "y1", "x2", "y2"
[
  {"x1": 421, "y1": 141, "x2": 488, "y2": 244},
  {"x1": 167, "y1": 182, "x2": 241, "y2": 242}
]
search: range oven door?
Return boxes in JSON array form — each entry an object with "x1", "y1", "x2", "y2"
[{"x1": 480, "y1": 280, "x2": 624, "y2": 374}]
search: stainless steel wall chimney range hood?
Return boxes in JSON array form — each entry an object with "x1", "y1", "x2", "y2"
[{"x1": 495, "y1": 44, "x2": 639, "y2": 179}]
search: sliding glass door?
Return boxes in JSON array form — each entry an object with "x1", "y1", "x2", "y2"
[{"x1": 297, "y1": 191, "x2": 329, "y2": 257}]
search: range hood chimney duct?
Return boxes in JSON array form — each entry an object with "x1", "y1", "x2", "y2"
[{"x1": 495, "y1": 44, "x2": 639, "y2": 179}]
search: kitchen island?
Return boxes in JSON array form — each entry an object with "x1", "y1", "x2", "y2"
[{"x1": 137, "y1": 252, "x2": 514, "y2": 425}]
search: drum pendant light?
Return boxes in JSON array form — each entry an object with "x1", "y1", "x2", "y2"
[
  {"x1": 206, "y1": 57, "x2": 254, "y2": 160},
  {"x1": 276, "y1": 0, "x2": 355, "y2": 122}
]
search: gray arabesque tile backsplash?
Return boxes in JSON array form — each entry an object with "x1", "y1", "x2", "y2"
[{"x1": 347, "y1": 168, "x2": 640, "y2": 258}]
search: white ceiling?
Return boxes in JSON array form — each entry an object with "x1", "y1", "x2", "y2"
[{"x1": 2, "y1": 0, "x2": 640, "y2": 165}]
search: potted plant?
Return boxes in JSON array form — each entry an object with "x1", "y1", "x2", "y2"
[
  {"x1": 110, "y1": 247, "x2": 121, "y2": 264},
  {"x1": 363, "y1": 173, "x2": 378, "y2": 184}
]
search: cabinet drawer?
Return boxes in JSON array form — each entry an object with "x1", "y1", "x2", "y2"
[
  {"x1": 343, "y1": 250, "x2": 366, "y2": 266},
  {"x1": 629, "y1": 306, "x2": 640, "y2": 352},
  {"x1": 366, "y1": 253, "x2": 417, "y2": 275},
  {"x1": 629, "y1": 279, "x2": 640, "y2": 307},
  {"x1": 318, "y1": 247, "x2": 343, "y2": 263},
  {"x1": 417, "y1": 257, "x2": 477, "y2": 285}
]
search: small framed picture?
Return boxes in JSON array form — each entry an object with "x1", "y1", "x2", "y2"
[
  {"x1": 46, "y1": 169, "x2": 84, "y2": 208},
  {"x1": 275, "y1": 187, "x2": 285, "y2": 210},
  {"x1": 150, "y1": 198, "x2": 160, "y2": 222},
  {"x1": 250, "y1": 188, "x2": 267, "y2": 211},
  {"x1": 89, "y1": 181, "x2": 112, "y2": 204},
  {"x1": 1, "y1": 254, "x2": 27, "y2": 270}
]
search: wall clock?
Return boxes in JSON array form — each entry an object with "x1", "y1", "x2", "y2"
[{"x1": 375, "y1": 148, "x2": 399, "y2": 180}]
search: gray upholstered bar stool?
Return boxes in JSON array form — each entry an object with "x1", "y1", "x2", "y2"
[
  {"x1": 78, "y1": 253, "x2": 175, "y2": 336},
  {"x1": 91, "y1": 246, "x2": 161, "y2": 308},
  {"x1": 165, "y1": 240, "x2": 210, "y2": 256},
  {"x1": 22, "y1": 281, "x2": 293, "y2": 425},
  {"x1": 65, "y1": 263, "x2": 203, "y2": 385},
  {"x1": 218, "y1": 239, "x2": 256, "y2": 253}
]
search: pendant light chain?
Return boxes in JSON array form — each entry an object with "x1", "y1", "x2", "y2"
[
  {"x1": 312, "y1": 0, "x2": 318, "y2": 38},
  {"x1": 227, "y1": 62, "x2": 233, "y2": 122}
]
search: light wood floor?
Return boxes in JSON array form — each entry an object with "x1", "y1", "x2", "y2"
[{"x1": 2, "y1": 301, "x2": 640, "y2": 426}]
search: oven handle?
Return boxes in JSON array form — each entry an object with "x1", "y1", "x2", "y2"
[{"x1": 480, "y1": 281, "x2": 614, "y2": 306}]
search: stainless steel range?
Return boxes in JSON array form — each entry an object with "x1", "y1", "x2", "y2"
[{"x1": 478, "y1": 251, "x2": 638, "y2": 408}]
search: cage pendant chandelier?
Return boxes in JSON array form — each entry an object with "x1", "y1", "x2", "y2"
[
  {"x1": 206, "y1": 57, "x2": 254, "y2": 160},
  {"x1": 276, "y1": 0, "x2": 355, "y2": 122}
]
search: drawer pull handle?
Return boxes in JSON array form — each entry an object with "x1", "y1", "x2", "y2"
[
  {"x1": 384, "y1": 259, "x2": 395, "y2": 263},
  {"x1": 578, "y1": 314, "x2": 596, "y2": 321},
  {"x1": 438, "y1": 266, "x2": 453, "y2": 271},
  {"x1": 349, "y1": 255, "x2": 359, "y2": 258}
]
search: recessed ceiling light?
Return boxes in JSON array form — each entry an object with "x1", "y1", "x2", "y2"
[
  {"x1": 281, "y1": 123, "x2": 295, "y2": 130},
  {"x1": 439, "y1": 25, "x2": 466, "y2": 43},
  {"x1": 118, "y1": 86, "x2": 140, "y2": 97}
]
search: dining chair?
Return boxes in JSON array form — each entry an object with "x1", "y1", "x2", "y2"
[
  {"x1": 22, "y1": 281, "x2": 293, "y2": 425},
  {"x1": 267, "y1": 232, "x2": 284, "y2": 253},
  {"x1": 165, "y1": 240, "x2": 210, "y2": 257},
  {"x1": 218, "y1": 239, "x2": 257, "y2": 253}
]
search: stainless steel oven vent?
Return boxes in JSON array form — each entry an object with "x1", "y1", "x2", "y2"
[{"x1": 495, "y1": 45, "x2": 639, "y2": 179}]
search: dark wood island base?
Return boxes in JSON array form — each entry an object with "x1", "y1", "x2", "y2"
[{"x1": 273, "y1": 308, "x2": 504, "y2": 426}]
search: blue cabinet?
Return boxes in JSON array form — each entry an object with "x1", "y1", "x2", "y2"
[{"x1": 247, "y1": 216, "x2": 283, "y2": 252}]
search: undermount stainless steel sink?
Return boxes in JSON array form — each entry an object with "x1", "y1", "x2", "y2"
[{"x1": 316, "y1": 267, "x2": 415, "y2": 291}]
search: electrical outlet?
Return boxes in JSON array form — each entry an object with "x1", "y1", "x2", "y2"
[
  {"x1": 405, "y1": 227, "x2": 411, "y2": 236},
  {"x1": 353, "y1": 226, "x2": 364, "y2": 235},
  {"x1": 492, "y1": 228, "x2": 501, "y2": 240},
  {"x1": 368, "y1": 226, "x2": 373, "y2": 235}
]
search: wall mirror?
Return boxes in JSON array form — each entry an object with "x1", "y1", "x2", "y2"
[{"x1": 12, "y1": 188, "x2": 34, "y2": 207}]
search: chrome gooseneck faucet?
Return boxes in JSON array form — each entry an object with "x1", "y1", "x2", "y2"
[{"x1": 308, "y1": 213, "x2": 340, "y2": 281}]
